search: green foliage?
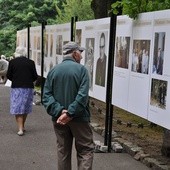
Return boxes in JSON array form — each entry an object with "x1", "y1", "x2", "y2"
[
  {"x1": 0, "y1": 0, "x2": 94, "y2": 57},
  {"x1": 56, "y1": 0, "x2": 94, "y2": 23},
  {"x1": 111, "y1": 0, "x2": 170, "y2": 19},
  {"x1": 0, "y1": 0, "x2": 58, "y2": 57}
]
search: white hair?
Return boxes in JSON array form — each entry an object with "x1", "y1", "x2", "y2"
[
  {"x1": 1, "y1": 55, "x2": 6, "y2": 60},
  {"x1": 14, "y1": 46, "x2": 27, "y2": 58}
]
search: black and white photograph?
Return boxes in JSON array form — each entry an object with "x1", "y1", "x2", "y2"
[
  {"x1": 44, "y1": 34, "x2": 48, "y2": 57},
  {"x1": 150, "y1": 78, "x2": 167, "y2": 109},
  {"x1": 37, "y1": 52, "x2": 41, "y2": 66},
  {"x1": 56, "y1": 35, "x2": 62, "y2": 55},
  {"x1": 152, "y1": 32, "x2": 165, "y2": 75},
  {"x1": 37, "y1": 36, "x2": 40, "y2": 50},
  {"x1": 115, "y1": 36, "x2": 130, "y2": 69},
  {"x1": 95, "y1": 32, "x2": 108, "y2": 87},
  {"x1": 85, "y1": 38, "x2": 95, "y2": 90},
  {"x1": 75, "y1": 29, "x2": 82, "y2": 46},
  {"x1": 50, "y1": 34, "x2": 53, "y2": 57}
]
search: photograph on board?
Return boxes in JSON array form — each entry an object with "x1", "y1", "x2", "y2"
[
  {"x1": 95, "y1": 32, "x2": 108, "y2": 87},
  {"x1": 37, "y1": 52, "x2": 41, "y2": 66},
  {"x1": 50, "y1": 34, "x2": 53, "y2": 57},
  {"x1": 150, "y1": 78, "x2": 167, "y2": 109},
  {"x1": 115, "y1": 36, "x2": 130, "y2": 69},
  {"x1": 131, "y1": 40, "x2": 150, "y2": 74},
  {"x1": 34, "y1": 36, "x2": 37, "y2": 50},
  {"x1": 56, "y1": 35, "x2": 63, "y2": 55},
  {"x1": 37, "y1": 36, "x2": 40, "y2": 50},
  {"x1": 85, "y1": 38, "x2": 95, "y2": 90},
  {"x1": 152, "y1": 32, "x2": 165, "y2": 75},
  {"x1": 75, "y1": 29, "x2": 82, "y2": 46},
  {"x1": 44, "y1": 34, "x2": 48, "y2": 57}
]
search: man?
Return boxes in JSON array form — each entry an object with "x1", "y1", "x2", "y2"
[
  {"x1": 85, "y1": 39, "x2": 94, "y2": 90},
  {"x1": 156, "y1": 48, "x2": 163, "y2": 75},
  {"x1": 43, "y1": 41, "x2": 94, "y2": 170},
  {"x1": 0, "y1": 55, "x2": 9, "y2": 83},
  {"x1": 95, "y1": 32, "x2": 107, "y2": 87}
]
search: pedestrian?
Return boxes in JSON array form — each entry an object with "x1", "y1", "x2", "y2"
[
  {"x1": 0, "y1": 55, "x2": 9, "y2": 83},
  {"x1": 6, "y1": 46, "x2": 38, "y2": 136},
  {"x1": 43, "y1": 41, "x2": 94, "y2": 170}
]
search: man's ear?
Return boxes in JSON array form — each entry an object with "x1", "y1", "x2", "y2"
[
  {"x1": 72, "y1": 51, "x2": 77, "y2": 56},
  {"x1": 72, "y1": 51, "x2": 77, "y2": 60}
]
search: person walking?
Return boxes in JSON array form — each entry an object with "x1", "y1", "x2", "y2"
[
  {"x1": 43, "y1": 41, "x2": 94, "y2": 170},
  {"x1": 6, "y1": 46, "x2": 38, "y2": 136}
]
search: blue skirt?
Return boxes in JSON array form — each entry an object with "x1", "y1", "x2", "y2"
[{"x1": 10, "y1": 88, "x2": 34, "y2": 115}]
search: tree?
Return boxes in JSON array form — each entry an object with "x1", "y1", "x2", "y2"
[
  {"x1": 91, "y1": 0, "x2": 116, "y2": 19},
  {"x1": 111, "y1": 0, "x2": 170, "y2": 19},
  {"x1": 56, "y1": 0, "x2": 94, "y2": 23},
  {"x1": 0, "y1": 0, "x2": 58, "y2": 57}
]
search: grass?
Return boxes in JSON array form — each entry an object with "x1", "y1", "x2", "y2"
[{"x1": 90, "y1": 97, "x2": 164, "y2": 156}]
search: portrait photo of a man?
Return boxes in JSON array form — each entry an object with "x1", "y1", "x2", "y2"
[
  {"x1": 95, "y1": 32, "x2": 107, "y2": 87},
  {"x1": 85, "y1": 38, "x2": 95, "y2": 90},
  {"x1": 152, "y1": 32, "x2": 165, "y2": 75}
]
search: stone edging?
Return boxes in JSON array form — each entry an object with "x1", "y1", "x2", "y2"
[{"x1": 90, "y1": 122, "x2": 170, "y2": 170}]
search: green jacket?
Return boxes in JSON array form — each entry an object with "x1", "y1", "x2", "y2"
[{"x1": 42, "y1": 56, "x2": 91, "y2": 122}]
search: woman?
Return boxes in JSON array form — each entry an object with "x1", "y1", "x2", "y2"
[{"x1": 7, "y1": 46, "x2": 38, "y2": 136}]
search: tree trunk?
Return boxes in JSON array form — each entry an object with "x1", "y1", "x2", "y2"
[
  {"x1": 91, "y1": 0, "x2": 116, "y2": 19},
  {"x1": 161, "y1": 129, "x2": 170, "y2": 157}
]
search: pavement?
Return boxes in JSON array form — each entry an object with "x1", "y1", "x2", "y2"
[{"x1": 0, "y1": 84, "x2": 151, "y2": 170}]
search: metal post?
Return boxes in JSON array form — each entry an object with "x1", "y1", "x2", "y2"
[
  {"x1": 71, "y1": 17, "x2": 74, "y2": 41},
  {"x1": 41, "y1": 21, "x2": 46, "y2": 103},
  {"x1": 27, "y1": 24, "x2": 31, "y2": 59},
  {"x1": 104, "y1": 14, "x2": 117, "y2": 152}
]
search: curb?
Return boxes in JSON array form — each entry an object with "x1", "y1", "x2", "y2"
[{"x1": 90, "y1": 122, "x2": 170, "y2": 170}]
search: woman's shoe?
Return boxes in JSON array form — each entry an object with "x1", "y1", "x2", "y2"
[{"x1": 17, "y1": 130, "x2": 24, "y2": 136}]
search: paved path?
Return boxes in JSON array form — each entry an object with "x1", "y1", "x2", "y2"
[{"x1": 0, "y1": 84, "x2": 150, "y2": 170}]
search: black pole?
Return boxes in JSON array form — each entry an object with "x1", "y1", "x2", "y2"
[
  {"x1": 41, "y1": 21, "x2": 46, "y2": 103},
  {"x1": 74, "y1": 16, "x2": 78, "y2": 42},
  {"x1": 104, "y1": 15, "x2": 117, "y2": 152},
  {"x1": 71, "y1": 17, "x2": 74, "y2": 41},
  {"x1": 27, "y1": 24, "x2": 31, "y2": 59},
  {"x1": 75, "y1": 16, "x2": 78, "y2": 22}
]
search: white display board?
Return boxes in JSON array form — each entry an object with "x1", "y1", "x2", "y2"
[
  {"x1": 16, "y1": 28, "x2": 27, "y2": 48},
  {"x1": 43, "y1": 23, "x2": 70, "y2": 78},
  {"x1": 43, "y1": 25, "x2": 56, "y2": 78},
  {"x1": 76, "y1": 19, "x2": 96, "y2": 97},
  {"x1": 148, "y1": 10, "x2": 170, "y2": 129},
  {"x1": 128, "y1": 12, "x2": 154, "y2": 119},
  {"x1": 17, "y1": 10, "x2": 170, "y2": 130},
  {"x1": 76, "y1": 17, "x2": 110, "y2": 102},
  {"x1": 30, "y1": 26, "x2": 41, "y2": 76},
  {"x1": 111, "y1": 10, "x2": 170, "y2": 129},
  {"x1": 112, "y1": 15, "x2": 133, "y2": 110}
]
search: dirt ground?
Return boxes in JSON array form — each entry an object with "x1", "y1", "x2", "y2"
[{"x1": 89, "y1": 98, "x2": 170, "y2": 166}]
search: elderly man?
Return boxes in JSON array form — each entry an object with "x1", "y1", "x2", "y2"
[
  {"x1": 43, "y1": 41, "x2": 94, "y2": 170},
  {"x1": 0, "y1": 55, "x2": 9, "y2": 83}
]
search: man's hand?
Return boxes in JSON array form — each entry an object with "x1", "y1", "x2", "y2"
[{"x1": 56, "y1": 109, "x2": 72, "y2": 125}]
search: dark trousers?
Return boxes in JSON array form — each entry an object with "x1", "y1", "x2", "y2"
[{"x1": 53, "y1": 121, "x2": 94, "y2": 170}]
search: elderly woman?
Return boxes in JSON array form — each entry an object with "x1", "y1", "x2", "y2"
[
  {"x1": 6, "y1": 46, "x2": 38, "y2": 136},
  {"x1": 0, "y1": 55, "x2": 9, "y2": 83}
]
